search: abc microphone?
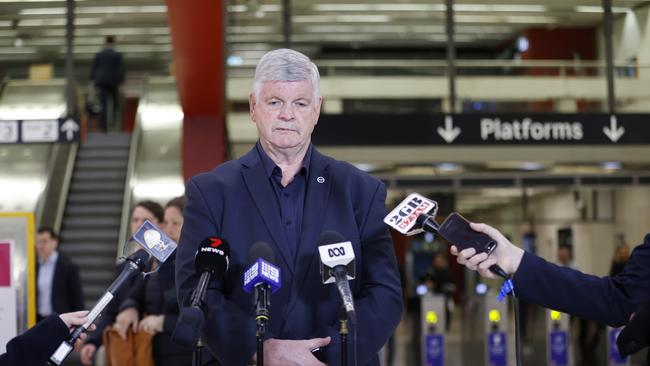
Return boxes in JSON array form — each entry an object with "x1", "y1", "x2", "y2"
[
  {"x1": 173, "y1": 237, "x2": 231, "y2": 349},
  {"x1": 48, "y1": 249, "x2": 151, "y2": 365},
  {"x1": 317, "y1": 231, "x2": 356, "y2": 324}
]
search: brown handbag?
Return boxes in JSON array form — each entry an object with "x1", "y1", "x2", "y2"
[{"x1": 102, "y1": 326, "x2": 155, "y2": 366}]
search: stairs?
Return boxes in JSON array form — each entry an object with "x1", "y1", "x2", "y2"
[{"x1": 58, "y1": 133, "x2": 130, "y2": 307}]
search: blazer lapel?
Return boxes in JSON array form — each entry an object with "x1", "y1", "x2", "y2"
[
  {"x1": 240, "y1": 149, "x2": 294, "y2": 274},
  {"x1": 293, "y1": 149, "x2": 331, "y2": 292}
]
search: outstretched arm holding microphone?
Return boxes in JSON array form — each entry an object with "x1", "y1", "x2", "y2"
[
  {"x1": 452, "y1": 221, "x2": 650, "y2": 327},
  {"x1": 0, "y1": 311, "x2": 95, "y2": 366}
]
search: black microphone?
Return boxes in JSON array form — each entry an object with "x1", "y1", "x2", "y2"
[
  {"x1": 617, "y1": 303, "x2": 650, "y2": 358},
  {"x1": 172, "y1": 236, "x2": 230, "y2": 349},
  {"x1": 191, "y1": 236, "x2": 231, "y2": 307},
  {"x1": 48, "y1": 249, "x2": 151, "y2": 365},
  {"x1": 317, "y1": 231, "x2": 356, "y2": 324}
]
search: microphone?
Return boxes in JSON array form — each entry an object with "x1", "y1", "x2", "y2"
[
  {"x1": 385, "y1": 193, "x2": 510, "y2": 279},
  {"x1": 317, "y1": 231, "x2": 356, "y2": 324},
  {"x1": 243, "y1": 242, "x2": 281, "y2": 335},
  {"x1": 48, "y1": 249, "x2": 151, "y2": 365},
  {"x1": 191, "y1": 236, "x2": 231, "y2": 307},
  {"x1": 172, "y1": 236, "x2": 230, "y2": 349}
]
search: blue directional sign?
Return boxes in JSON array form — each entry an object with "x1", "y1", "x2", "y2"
[{"x1": 0, "y1": 118, "x2": 80, "y2": 144}]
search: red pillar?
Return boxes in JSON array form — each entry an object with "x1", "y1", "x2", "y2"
[{"x1": 166, "y1": 0, "x2": 228, "y2": 181}]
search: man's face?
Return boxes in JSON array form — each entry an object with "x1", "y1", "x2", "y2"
[
  {"x1": 36, "y1": 232, "x2": 58, "y2": 261},
  {"x1": 249, "y1": 80, "x2": 322, "y2": 152}
]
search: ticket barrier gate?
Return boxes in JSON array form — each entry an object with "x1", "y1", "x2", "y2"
[
  {"x1": 546, "y1": 309, "x2": 571, "y2": 366},
  {"x1": 462, "y1": 290, "x2": 510, "y2": 366},
  {"x1": 421, "y1": 294, "x2": 446, "y2": 366}
]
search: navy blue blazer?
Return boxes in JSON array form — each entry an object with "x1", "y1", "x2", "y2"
[
  {"x1": 176, "y1": 145, "x2": 403, "y2": 366},
  {"x1": 0, "y1": 314, "x2": 68, "y2": 366},
  {"x1": 513, "y1": 234, "x2": 650, "y2": 326},
  {"x1": 36, "y1": 254, "x2": 84, "y2": 317}
]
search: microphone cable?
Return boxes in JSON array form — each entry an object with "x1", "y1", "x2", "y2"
[{"x1": 497, "y1": 276, "x2": 521, "y2": 366}]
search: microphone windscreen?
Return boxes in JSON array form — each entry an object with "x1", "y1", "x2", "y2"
[
  {"x1": 316, "y1": 230, "x2": 345, "y2": 246},
  {"x1": 172, "y1": 307, "x2": 205, "y2": 349},
  {"x1": 195, "y1": 237, "x2": 230, "y2": 276},
  {"x1": 248, "y1": 241, "x2": 275, "y2": 264}
]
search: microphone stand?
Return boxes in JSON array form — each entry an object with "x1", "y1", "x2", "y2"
[
  {"x1": 255, "y1": 284, "x2": 270, "y2": 366},
  {"x1": 339, "y1": 306, "x2": 349, "y2": 366}
]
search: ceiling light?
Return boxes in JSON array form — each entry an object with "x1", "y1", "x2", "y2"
[
  {"x1": 454, "y1": 4, "x2": 547, "y2": 12},
  {"x1": 521, "y1": 162, "x2": 544, "y2": 171},
  {"x1": 600, "y1": 161, "x2": 622, "y2": 170},
  {"x1": 293, "y1": 15, "x2": 391, "y2": 23},
  {"x1": 575, "y1": 6, "x2": 630, "y2": 13}
]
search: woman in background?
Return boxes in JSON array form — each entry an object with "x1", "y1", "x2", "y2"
[{"x1": 117, "y1": 196, "x2": 192, "y2": 366}]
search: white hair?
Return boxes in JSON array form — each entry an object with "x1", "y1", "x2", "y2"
[{"x1": 253, "y1": 48, "x2": 320, "y2": 99}]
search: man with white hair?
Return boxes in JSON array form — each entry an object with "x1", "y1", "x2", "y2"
[{"x1": 176, "y1": 48, "x2": 403, "y2": 366}]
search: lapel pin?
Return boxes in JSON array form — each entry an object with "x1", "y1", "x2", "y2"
[{"x1": 317, "y1": 176, "x2": 325, "y2": 184}]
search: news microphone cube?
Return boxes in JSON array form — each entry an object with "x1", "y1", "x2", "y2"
[
  {"x1": 243, "y1": 258, "x2": 281, "y2": 293},
  {"x1": 318, "y1": 241, "x2": 355, "y2": 284}
]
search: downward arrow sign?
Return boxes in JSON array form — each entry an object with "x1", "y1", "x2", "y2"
[
  {"x1": 437, "y1": 115, "x2": 461, "y2": 143},
  {"x1": 603, "y1": 115, "x2": 625, "y2": 143}
]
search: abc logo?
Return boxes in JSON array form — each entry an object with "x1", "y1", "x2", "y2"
[{"x1": 328, "y1": 247, "x2": 346, "y2": 257}]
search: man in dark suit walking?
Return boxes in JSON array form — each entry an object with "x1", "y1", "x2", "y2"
[
  {"x1": 90, "y1": 35, "x2": 124, "y2": 132},
  {"x1": 36, "y1": 228, "x2": 84, "y2": 322},
  {"x1": 176, "y1": 49, "x2": 403, "y2": 366}
]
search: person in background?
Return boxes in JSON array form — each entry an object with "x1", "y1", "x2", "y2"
[
  {"x1": 90, "y1": 35, "x2": 124, "y2": 132},
  {"x1": 78, "y1": 200, "x2": 164, "y2": 366},
  {"x1": 117, "y1": 196, "x2": 192, "y2": 366},
  {"x1": 610, "y1": 241, "x2": 631, "y2": 277},
  {"x1": 1, "y1": 311, "x2": 93, "y2": 366},
  {"x1": 36, "y1": 227, "x2": 84, "y2": 323}
]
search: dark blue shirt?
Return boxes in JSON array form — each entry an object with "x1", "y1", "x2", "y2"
[{"x1": 256, "y1": 142, "x2": 312, "y2": 261}]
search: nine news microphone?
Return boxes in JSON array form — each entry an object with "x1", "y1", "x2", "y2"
[
  {"x1": 317, "y1": 231, "x2": 356, "y2": 324},
  {"x1": 173, "y1": 236, "x2": 231, "y2": 350},
  {"x1": 48, "y1": 249, "x2": 151, "y2": 365},
  {"x1": 243, "y1": 242, "x2": 281, "y2": 334},
  {"x1": 384, "y1": 193, "x2": 510, "y2": 279}
]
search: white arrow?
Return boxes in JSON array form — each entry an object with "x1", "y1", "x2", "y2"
[
  {"x1": 60, "y1": 119, "x2": 79, "y2": 141},
  {"x1": 603, "y1": 115, "x2": 625, "y2": 143},
  {"x1": 437, "y1": 115, "x2": 461, "y2": 143}
]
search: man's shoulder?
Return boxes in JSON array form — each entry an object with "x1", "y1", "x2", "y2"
[
  {"x1": 319, "y1": 151, "x2": 382, "y2": 187},
  {"x1": 189, "y1": 158, "x2": 244, "y2": 187}
]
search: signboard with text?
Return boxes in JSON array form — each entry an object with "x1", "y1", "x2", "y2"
[
  {"x1": 314, "y1": 113, "x2": 650, "y2": 146},
  {"x1": 0, "y1": 241, "x2": 17, "y2": 353},
  {"x1": 0, "y1": 118, "x2": 80, "y2": 144}
]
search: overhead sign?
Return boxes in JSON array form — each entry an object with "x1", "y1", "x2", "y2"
[
  {"x1": 0, "y1": 118, "x2": 80, "y2": 144},
  {"x1": 314, "y1": 113, "x2": 650, "y2": 145}
]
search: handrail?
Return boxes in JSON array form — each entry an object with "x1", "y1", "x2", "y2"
[
  {"x1": 53, "y1": 143, "x2": 78, "y2": 232},
  {"x1": 115, "y1": 76, "x2": 148, "y2": 262},
  {"x1": 34, "y1": 144, "x2": 59, "y2": 228}
]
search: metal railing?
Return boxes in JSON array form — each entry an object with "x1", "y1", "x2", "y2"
[{"x1": 228, "y1": 59, "x2": 648, "y2": 78}]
